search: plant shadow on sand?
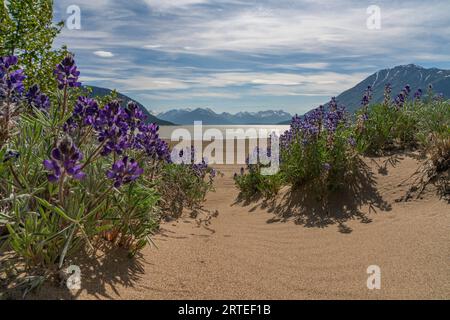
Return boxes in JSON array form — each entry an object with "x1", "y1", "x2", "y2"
[
  {"x1": 22, "y1": 207, "x2": 220, "y2": 300},
  {"x1": 234, "y1": 160, "x2": 392, "y2": 234},
  {"x1": 24, "y1": 244, "x2": 147, "y2": 300}
]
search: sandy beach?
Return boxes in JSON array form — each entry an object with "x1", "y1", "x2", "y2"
[{"x1": 34, "y1": 152, "x2": 449, "y2": 300}]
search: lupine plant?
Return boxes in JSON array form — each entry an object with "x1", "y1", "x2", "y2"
[
  {"x1": 355, "y1": 84, "x2": 422, "y2": 154},
  {"x1": 0, "y1": 55, "x2": 215, "y2": 293},
  {"x1": 278, "y1": 98, "x2": 360, "y2": 197},
  {"x1": 158, "y1": 147, "x2": 216, "y2": 219},
  {"x1": 235, "y1": 99, "x2": 360, "y2": 200}
]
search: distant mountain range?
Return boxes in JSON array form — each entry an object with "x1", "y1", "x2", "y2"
[
  {"x1": 279, "y1": 64, "x2": 450, "y2": 124},
  {"x1": 157, "y1": 108, "x2": 293, "y2": 125},
  {"x1": 85, "y1": 86, "x2": 174, "y2": 125}
]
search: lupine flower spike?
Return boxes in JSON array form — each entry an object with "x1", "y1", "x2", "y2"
[
  {"x1": 43, "y1": 136, "x2": 86, "y2": 182},
  {"x1": 26, "y1": 84, "x2": 51, "y2": 111},
  {"x1": 107, "y1": 156, "x2": 144, "y2": 188},
  {"x1": 54, "y1": 55, "x2": 81, "y2": 90}
]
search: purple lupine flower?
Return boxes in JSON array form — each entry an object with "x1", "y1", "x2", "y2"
[
  {"x1": 74, "y1": 96, "x2": 99, "y2": 123},
  {"x1": 93, "y1": 100, "x2": 131, "y2": 156},
  {"x1": 135, "y1": 123, "x2": 170, "y2": 161},
  {"x1": 54, "y1": 55, "x2": 81, "y2": 90},
  {"x1": 362, "y1": 112, "x2": 369, "y2": 121},
  {"x1": 0, "y1": 59, "x2": 26, "y2": 101},
  {"x1": 100, "y1": 136, "x2": 131, "y2": 157},
  {"x1": 404, "y1": 85, "x2": 411, "y2": 94},
  {"x1": 7, "y1": 70, "x2": 26, "y2": 94},
  {"x1": 0, "y1": 56, "x2": 19, "y2": 75},
  {"x1": 323, "y1": 163, "x2": 331, "y2": 171},
  {"x1": 361, "y1": 86, "x2": 372, "y2": 107},
  {"x1": 414, "y1": 89, "x2": 423, "y2": 100},
  {"x1": 383, "y1": 83, "x2": 392, "y2": 106},
  {"x1": 126, "y1": 102, "x2": 147, "y2": 131},
  {"x1": 43, "y1": 137, "x2": 86, "y2": 182},
  {"x1": 26, "y1": 85, "x2": 51, "y2": 111},
  {"x1": 395, "y1": 84, "x2": 411, "y2": 108},
  {"x1": 64, "y1": 96, "x2": 99, "y2": 132},
  {"x1": 394, "y1": 94, "x2": 404, "y2": 108},
  {"x1": 280, "y1": 98, "x2": 347, "y2": 153},
  {"x1": 179, "y1": 145, "x2": 199, "y2": 164},
  {"x1": 324, "y1": 104, "x2": 346, "y2": 134},
  {"x1": 192, "y1": 158, "x2": 209, "y2": 178},
  {"x1": 106, "y1": 156, "x2": 144, "y2": 188}
]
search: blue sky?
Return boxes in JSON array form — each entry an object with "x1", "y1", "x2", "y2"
[{"x1": 53, "y1": 0, "x2": 450, "y2": 115}]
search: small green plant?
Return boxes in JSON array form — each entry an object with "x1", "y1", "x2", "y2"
[
  {"x1": 234, "y1": 162, "x2": 284, "y2": 199},
  {"x1": 159, "y1": 156, "x2": 216, "y2": 219}
]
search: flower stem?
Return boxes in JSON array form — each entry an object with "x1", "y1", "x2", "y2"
[
  {"x1": 61, "y1": 85, "x2": 68, "y2": 121},
  {"x1": 87, "y1": 185, "x2": 114, "y2": 213},
  {"x1": 8, "y1": 164, "x2": 24, "y2": 189},
  {"x1": 81, "y1": 141, "x2": 106, "y2": 170},
  {"x1": 58, "y1": 172, "x2": 66, "y2": 205}
]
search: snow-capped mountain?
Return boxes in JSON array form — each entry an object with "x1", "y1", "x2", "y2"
[
  {"x1": 334, "y1": 64, "x2": 450, "y2": 113},
  {"x1": 157, "y1": 108, "x2": 292, "y2": 125}
]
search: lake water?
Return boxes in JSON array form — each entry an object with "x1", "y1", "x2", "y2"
[{"x1": 159, "y1": 125, "x2": 290, "y2": 140}]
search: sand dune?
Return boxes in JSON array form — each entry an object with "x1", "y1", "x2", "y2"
[{"x1": 34, "y1": 153, "x2": 449, "y2": 300}]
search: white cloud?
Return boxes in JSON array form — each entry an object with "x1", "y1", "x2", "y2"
[
  {"x1": 295, "y1": 63, "x2": 330, "y2": 69},
  {"x1": 143, "y1": 44, "x2": 163, "y2": 49},
  {"x1": 93, "y1": 51, "x2": 115, "y2": 58}
]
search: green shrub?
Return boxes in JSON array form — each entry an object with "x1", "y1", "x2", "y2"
[
  {"x1": 415, "y1": 98, "x2": 450, "y2": 161},
  {"x1": 280, "y1": 101, "x2": 360, "y2": 197},
  {"x1": 158, "y1": 161, "x2": 216, "y2": 219}
]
